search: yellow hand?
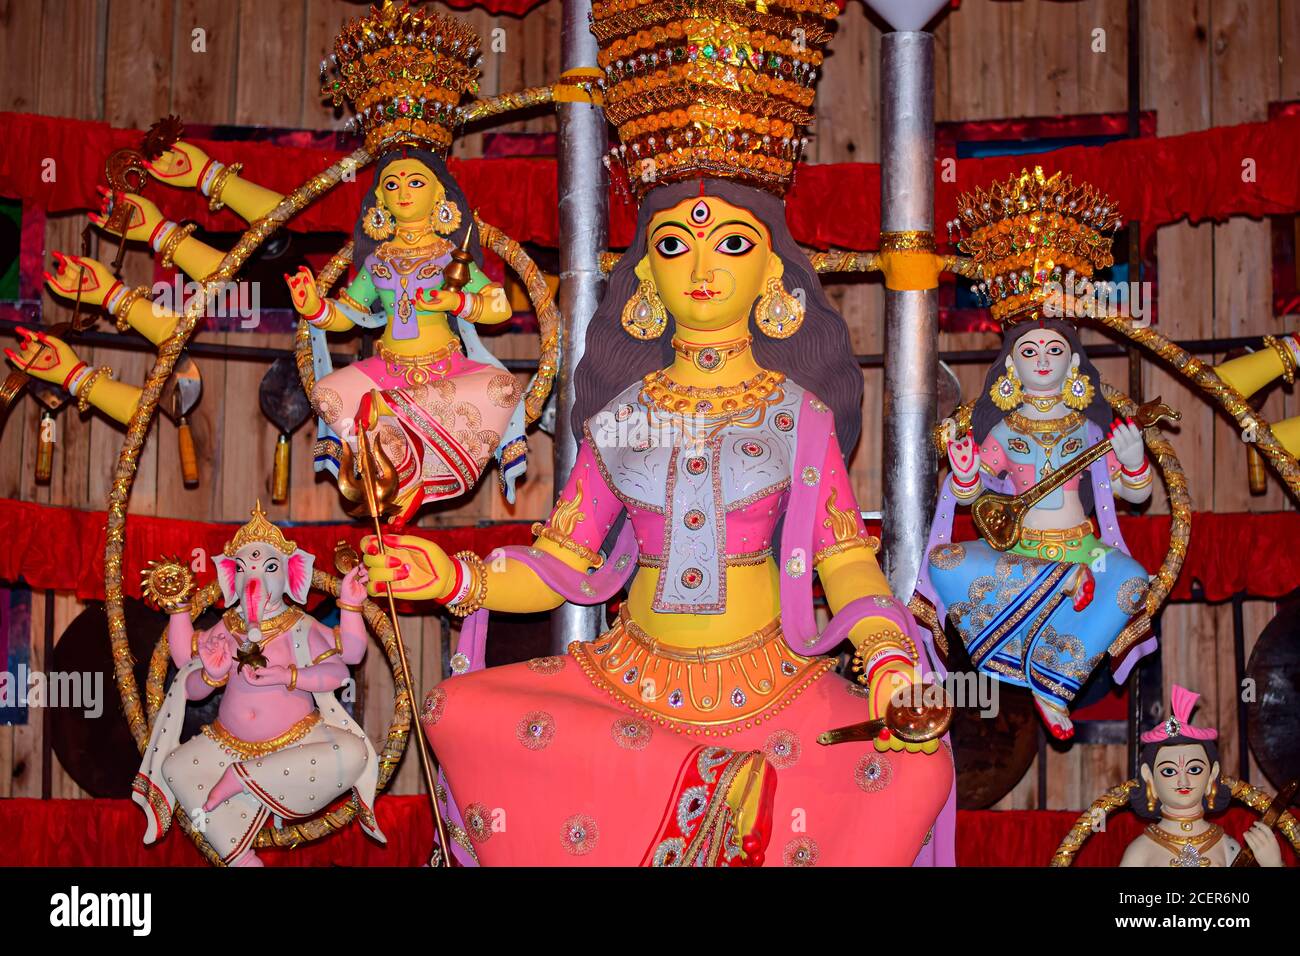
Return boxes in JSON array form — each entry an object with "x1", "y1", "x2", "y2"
[
  {"x1": 43, "y1": 252, "x2": 117, "y2": 308},
  {"x1": 285, "y1": 266, "x2": 323, "y2": 317},
  {"x1": 89, "y1": 187, "x2": 163, "y2": 243},
  {"x1": 414, "y1": 288, "x2": 461, "y2": 312},
  {"x1": 146, "y1": 141, "x2": 210, "y2": 190},
  {"x1": 5, "y1": 327, "x2": 83, "y2": 387},
  {"x1": 360, "y1": 533, "x2": 456, "y2": 602}
]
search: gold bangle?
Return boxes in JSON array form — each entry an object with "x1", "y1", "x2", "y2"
[
  {"x1": 1264, "y1": 335, "x2": 1297, "y2": 385},
  {"x1": 312, "y1": 647, "x2": 340, "y2": 665},
  {"x1": 336, "y1": 599, "x2": 365, "y2": 613},
  {"x1": 112, "y1": 285, "x2": 153, "y2": 332},
  {"x1": 530, "y1": 522, "x2": 605, "y2": 569},
  {"x1": 849, "y1": 629, "x2": 919, "y2": 683},
  {"x1": 813, "y1": 536, "x2": 869, "y2": 567},
  {"x1": 201, "y1": 669, "x2": 228, "y2": 688},
  {"x1": 159, "y1": 222, "x2": 197, "y2": 270},
  {"x1": 191, "y1": 632, "x2": 199, "y2": 657},
  {"x1": 337, "y1": 290, "x2": 367, "y2": 313},
  {"x1": 75, "y1": 365, "x2": 112, "y2": 413},
  {"x1": 447, "y1": 550, "x2": 488, "y2": 617},
  {"x1": 208, "y1": 162, "x2": 243, "y2": 212},
  {"x1": 287, "y1": 665, "x2": 298, "y2": 692}
]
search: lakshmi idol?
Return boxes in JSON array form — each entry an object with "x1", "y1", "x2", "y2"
[
  {"x1": 1121, "y1": 685, "x2": 1282, "y2": 867},
  {"x1": 358, "y1": 0, "x2": 954, "y2": 867},
  {"x1": 915, "y1": 169, "x2": 1155, "y2": 741},
  {"x1": 285, "y1": 5, "x2": 527, "y2": 519}
]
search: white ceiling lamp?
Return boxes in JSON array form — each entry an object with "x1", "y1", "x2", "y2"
[{"x1": 862, "y1": 0, "x2": 950, "y2": 32}]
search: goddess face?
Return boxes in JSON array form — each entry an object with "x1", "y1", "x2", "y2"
[
  {"x1": 377, "y1": 158, "x2": 445, "y2": 225},
  {"x1": 1010, "y1": 327, "x2": 1075, "y2": 394},
  {"x1": 641, "y1": 195, "x2": 782, "y2": 332},
  {"x1": 1142, "y1": 742, "x2": 1218, "y2": 815}
]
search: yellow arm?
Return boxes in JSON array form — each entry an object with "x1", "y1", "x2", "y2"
[
  {"x1": 214, "y1": 174, "x2": 284, "y2": 223},
  {"x1": 118, "y1": 297, "x2": 180, "y2": 346},
  {"x1": 85, "y1": 376, "x2": 143, "y2": 425}
]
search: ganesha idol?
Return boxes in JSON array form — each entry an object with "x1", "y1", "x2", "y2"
[
  {"x1": 286, "y1": 6, "x2": 526, "y2": 523},
  {"x1": 133, "y1": 503, "x2": 383, "y2": 866},
  {"x1": 1121, "y1": 686, "x2": 1283, "y2": 867},
  {"x1": 915, "y1": 169, "x2": 1156, "y2": 741},
  {"x1": 357, "y1": 0, "x2": 954, "y2": 867}
]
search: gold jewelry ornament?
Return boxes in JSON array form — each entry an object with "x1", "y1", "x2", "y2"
[
  {"x1": 1022, "y1": 393, "x2": 1062, "y2": 413},
  {"x1": 287, "y1": 665, "x2": 299, "y2": 692},
  {"x1": 621, "y1": 278, "x2": 668, "y2": 340},
  {"x1": 223, "y1": 500, "x2": 298, "y2": 557},
  {"x1": 990, "y1": 361, "x2": 1023, "y2": 411},
  {"x1": 159, "y1": 223, "x2": 197, "y2": 270},
  {"x1": 75, "y1": 366, "x2": 112, "y2": 413},
  {"x1": 448, "y1": 550, "x2": 488, "y2": 617},
  {"x1": 1146, "y1": 777, "x2": 1157, "y2": 813},
  {"x1": 207, "y1": 162, "x2": 243, "y2": 213},
  {"x1": 432, "y1": 199, "x2": 462, "y2": 235},
  {"x1": 1206, "y1": 776, "x2": 1217, "y2": 811},
  {"x1": 141, "y1": 556, "x2": 196, "y2": 614},
  {"x1": 336, "y1": 600, "x2": 365, "y2": 613},
  {"x1": 112, "y1": 285, "x2": 153, "y2": 332},
  {"x1": 1062, "y1": 363, "x2": 1095, "y2": 409},
  {"x1": 363, "y1": 200, "x2": 396, "y2": 241},
  {"x1": 671, "y1": 334, "x2": 752, "y2": 373},
  {"x1": 754, "y1": 277, "x2": 804, "y2": 339}
]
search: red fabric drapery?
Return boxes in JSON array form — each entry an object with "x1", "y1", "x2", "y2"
[
  {"x1": 3, "y1": 110, "x2": 1300, "y2": 251},
  {"x1": 0, "y1": 797, "x2": 1292, "y2": 867},
  {"x1": 1, "y1": 497, "x2": 1299, "y2": 604}
]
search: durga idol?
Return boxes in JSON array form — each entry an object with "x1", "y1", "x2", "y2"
[
  {"x1": 357, "y1": 0, "x2": 953, "y2": 867},
  {"x1": 286, "y1": 4, "x2": 527, "y2": 522}
]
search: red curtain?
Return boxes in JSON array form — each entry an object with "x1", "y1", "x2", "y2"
[
  {"x1": 0, "y1": 797, "x2": 1291, "y2": 867},
  {"x1": 2, "y1": 497, "x2": 1299, "y2": 604},
  {"x1": 4, "y1": 110, "x2": 1300, "y2": 251}
]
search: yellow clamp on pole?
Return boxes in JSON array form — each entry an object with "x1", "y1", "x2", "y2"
[
  {"x1": 878, "y1": 231, "x2": 942, "y2": 291},
  {"x1": 553, "y1": 68, "x2": 605, "y2": 106}
]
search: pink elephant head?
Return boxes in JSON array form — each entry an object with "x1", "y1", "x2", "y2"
[{"x1": 213, "y1": 501, "x2": 315, "y2": 622}]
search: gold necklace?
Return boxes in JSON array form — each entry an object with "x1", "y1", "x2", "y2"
[
  {"x1": 642, "y1": 369, "x2": 785, "y2": 417},
  {"x1": 1162, "y1": 813, "x2": 1199, "y2": 833},
  {"x1": 1007, "y1": 410, "x2": 1084, "y2": 435},
  {"x1": 223, "y1": 606, "x2": 302, "y2": 639},
  {"x1": 1143, "y1": 822, "x2": 1223, "y2": 867},
  {"x1": 1022, "y1": 393, "x2": 1063, "y2": 413},
  {"x1": 396, "y1": 222, "x2": 436, "y2": 245},
  {"x1": 671, "y1": 334, "x2": 752, "y2": 373}
]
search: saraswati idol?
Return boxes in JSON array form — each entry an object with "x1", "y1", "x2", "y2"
[
  {"x1": 358, "y1": 0, "x2": 954, "y2": 866},
  {"x1": 286, "y1": 2, "x2": 527, "y2": 521},
  {"x1": 915, "y1": 168, "x2": 1160, "y2": 741}
]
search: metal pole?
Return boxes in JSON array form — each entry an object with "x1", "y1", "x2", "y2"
[
  {"x1": 879, "y1": 31, "x2": 938, "y2": 600},
  {"x1": 551, "y1": 0, "x2": 608, "y2": 653}
]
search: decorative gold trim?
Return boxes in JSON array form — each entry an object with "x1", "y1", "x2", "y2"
[
  {"x1": 447, "y1": 550, "x2": 488, "y2": 617},
  {"x1": 879, "y1": 230, "x2": 935, "y2": 253},
  {"x1": 619, "y1": 605, "x2": 783, "y2": 663},
  {"x1": 202, "y1": 712, "x2": 321, "y2": 759}
]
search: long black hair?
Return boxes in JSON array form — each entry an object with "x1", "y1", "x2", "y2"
[
  {"x1": 1128, "y1": 736, "x2": 1232, "y2": 820},
  {"x1": 570, "y1": 178, "x2": 865, "y2": 454},
  {"x1": 352, "y1": 148, "x2": 482, "y2": 267},
  {"x1": 971, "y1": 317, "x2": 1113, "y2": 514}
]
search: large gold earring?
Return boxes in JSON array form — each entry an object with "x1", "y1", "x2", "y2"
[
  {"x1": 1205, "y1": 775, "x2": 1217, "y2": 811},
  {"x1": 432, "y1": 198, "x2": 462, "y2": 235},
  {"x1": 990, "y1": 361, "x2": 1023, "y2": 411},
  {"x1": 1062, "y1": 363, "x2": 1094, "y2": 410},
  {"x1": 363, "y1": 201, "x2": 395, "y2": 241},
  {"x1": 755, "y1": 277, "x2": 804, "y2": 338},
  {"x1": 621, "y1": 278, "x2": 667, "y2": 339},
  {"x1": 1145, "y1": 778, "x2": 1157, "y2": 813}
]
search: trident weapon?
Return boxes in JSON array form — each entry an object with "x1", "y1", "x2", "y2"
[{"x1": 338, "y1": 410, "x2": 452, "y2": 867}]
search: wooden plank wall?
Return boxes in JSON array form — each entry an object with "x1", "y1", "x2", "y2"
[{"x1": 0, "y1": 0, "x2": 1295, "y2": 810}]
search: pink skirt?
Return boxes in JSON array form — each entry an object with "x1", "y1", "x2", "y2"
[
  {"x1": 422, "y1": 648, "x2": 954, "y2": 866},
  {"x1": 312, "y1": 352, "x2": 521, "y2": 521}
]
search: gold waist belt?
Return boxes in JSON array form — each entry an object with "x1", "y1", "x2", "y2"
[
  {"x1": 202, "y1": 712, "x2": 321, "y2": 760},
  {"x1": 636, "y1": 548, "x2": 773, "y2": 570},
  {"x1": 1017, "y1": 518, "x2": 1095, "y2": 561},
  {"x1": 570, "y1": 607, "x2": 832, "y2": 734}
]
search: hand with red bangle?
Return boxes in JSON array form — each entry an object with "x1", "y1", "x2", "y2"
[
  {"x1": 4, "y1": 326, "x2": 85, "y2": 388},
  {"x1": 43, "y1": 251, "x2": 116, "y2": 308},
  {"x1": 145, "y1": 141, "x2": 209, "y2": 190},
  {"x1": 88, "y1": 186, "x2": 164, "y2": 243},
  {"x1": 359, "y1": 532, "x2": 457, "y2": 602},
  {"x1": 946, "y1": 428, "x2": 981, "y2": 498}
]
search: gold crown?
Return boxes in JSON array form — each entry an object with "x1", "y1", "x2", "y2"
[
  {"x1": 593, "y1": 0, "x2": 838, "y2": 199},
  {"x1": 950, "y1": 166, "x2": 1122, "y2": 326},
  {"x1": 322, "y1": 1, "x2": 481, "y2": 156},
  {"x1": 222, "y1": 500, "x2": 297, "y2": 557}
]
